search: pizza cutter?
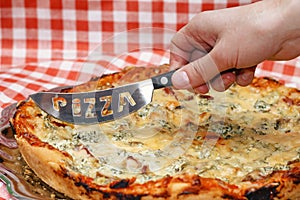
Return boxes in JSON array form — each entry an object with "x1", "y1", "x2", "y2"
[{"x1": 29, "y1": 70, "x2": 175, "y2": 125}]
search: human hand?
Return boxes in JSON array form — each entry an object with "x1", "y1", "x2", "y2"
[{"x1": 170, "y1": 0, "x2": 300, "y2": 93}]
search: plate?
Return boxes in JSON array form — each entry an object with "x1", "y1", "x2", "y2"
[{"x1": 0, "y1": 126, "x2": 71, "y2": 199}]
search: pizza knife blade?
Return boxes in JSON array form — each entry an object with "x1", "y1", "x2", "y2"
[{"x1": 30, "y1": 70, "x2": 175, "y2": 125}]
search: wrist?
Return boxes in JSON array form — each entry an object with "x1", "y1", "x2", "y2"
[
  {"x1": 252, "y1": 0, "x2": 300, "y2": 46},
  {"x1": 281, "y1": 0, "x2": 300, "y2": 35},
  {"x1": 262, "y1": 0, "x2": 300, "y2": 59}
]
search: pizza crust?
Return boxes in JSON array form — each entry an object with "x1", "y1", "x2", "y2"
[{"x1": 16, "y1": 133, "x2": 245, "y2": 200}]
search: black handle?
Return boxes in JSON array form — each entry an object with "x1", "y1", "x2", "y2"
[{"x1": 151, "y1": 70, "x2": 175, "y2": 89}]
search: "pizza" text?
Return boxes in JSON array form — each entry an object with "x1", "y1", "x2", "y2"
[{"x1": 51, "y1": 92, "x2": 137, "y2": 119}]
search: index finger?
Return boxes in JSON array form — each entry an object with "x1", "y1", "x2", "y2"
[
  {"x1": 169, "y1": 27, "x2": 214, "y2": 70},
  {"x1": 169, "y1": 30, "x2": 195, "y2": 70}
]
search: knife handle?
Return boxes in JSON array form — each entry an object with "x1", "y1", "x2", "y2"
[{"x1": 152, "y1": 70, "x2": 175, "y2": 89}]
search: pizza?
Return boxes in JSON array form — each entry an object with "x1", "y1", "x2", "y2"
[{"x1": 11, "y1": 64, "x2": 300, "y2": 199}]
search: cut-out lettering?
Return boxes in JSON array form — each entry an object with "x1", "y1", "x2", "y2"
[
  {"x1": 72, "y1": 98, "x2": 81, "y2": 116},
  {"x1": 52, "y1": 96, "x2": 67, "y2": 112},
  {"x1": 118, "y1": 92, "x2": 136, "y2": 112},
  {"x1": 100, "y1": 96, "x2": 113, "y2": 116},
  {"x1": 84, "y1": 98, "x2": 96, "y2": 118}
]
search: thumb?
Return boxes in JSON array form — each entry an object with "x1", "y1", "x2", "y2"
[{"x1": 171, "y1": 51, "x2": 224, "y2": 89}]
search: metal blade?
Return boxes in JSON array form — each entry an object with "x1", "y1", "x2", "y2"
[{"x1": 30, "y1": 79, "x2": 154, "y2": 124}]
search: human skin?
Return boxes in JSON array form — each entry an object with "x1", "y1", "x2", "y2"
[{"x1": 170, "y1": 0, "x2": 300, "y2": 93}]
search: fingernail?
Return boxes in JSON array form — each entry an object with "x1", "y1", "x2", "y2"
[
  {"x1": 242, "y1": 71, "x2": 253, "y2": 81},
  {"x1": 239, "y1": 71, "x2": 254, "y2": 85},
  {"x1": 223, "y1": 74, "x2": 235, "y2": 87},
  {"x1": 172, "y1": 71, "x2": 190, "y2": 89},
  {"x1": 194, "y1": 84, "x2": 209, "y2": 94}
]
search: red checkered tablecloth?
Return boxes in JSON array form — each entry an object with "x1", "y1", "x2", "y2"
[{"x1": 1, "y1": 0, "x2": 300, "y2": 198}]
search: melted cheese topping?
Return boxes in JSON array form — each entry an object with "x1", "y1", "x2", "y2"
[{"x1": 29, "y1": 78, "x2": 300, "y2": 187}]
